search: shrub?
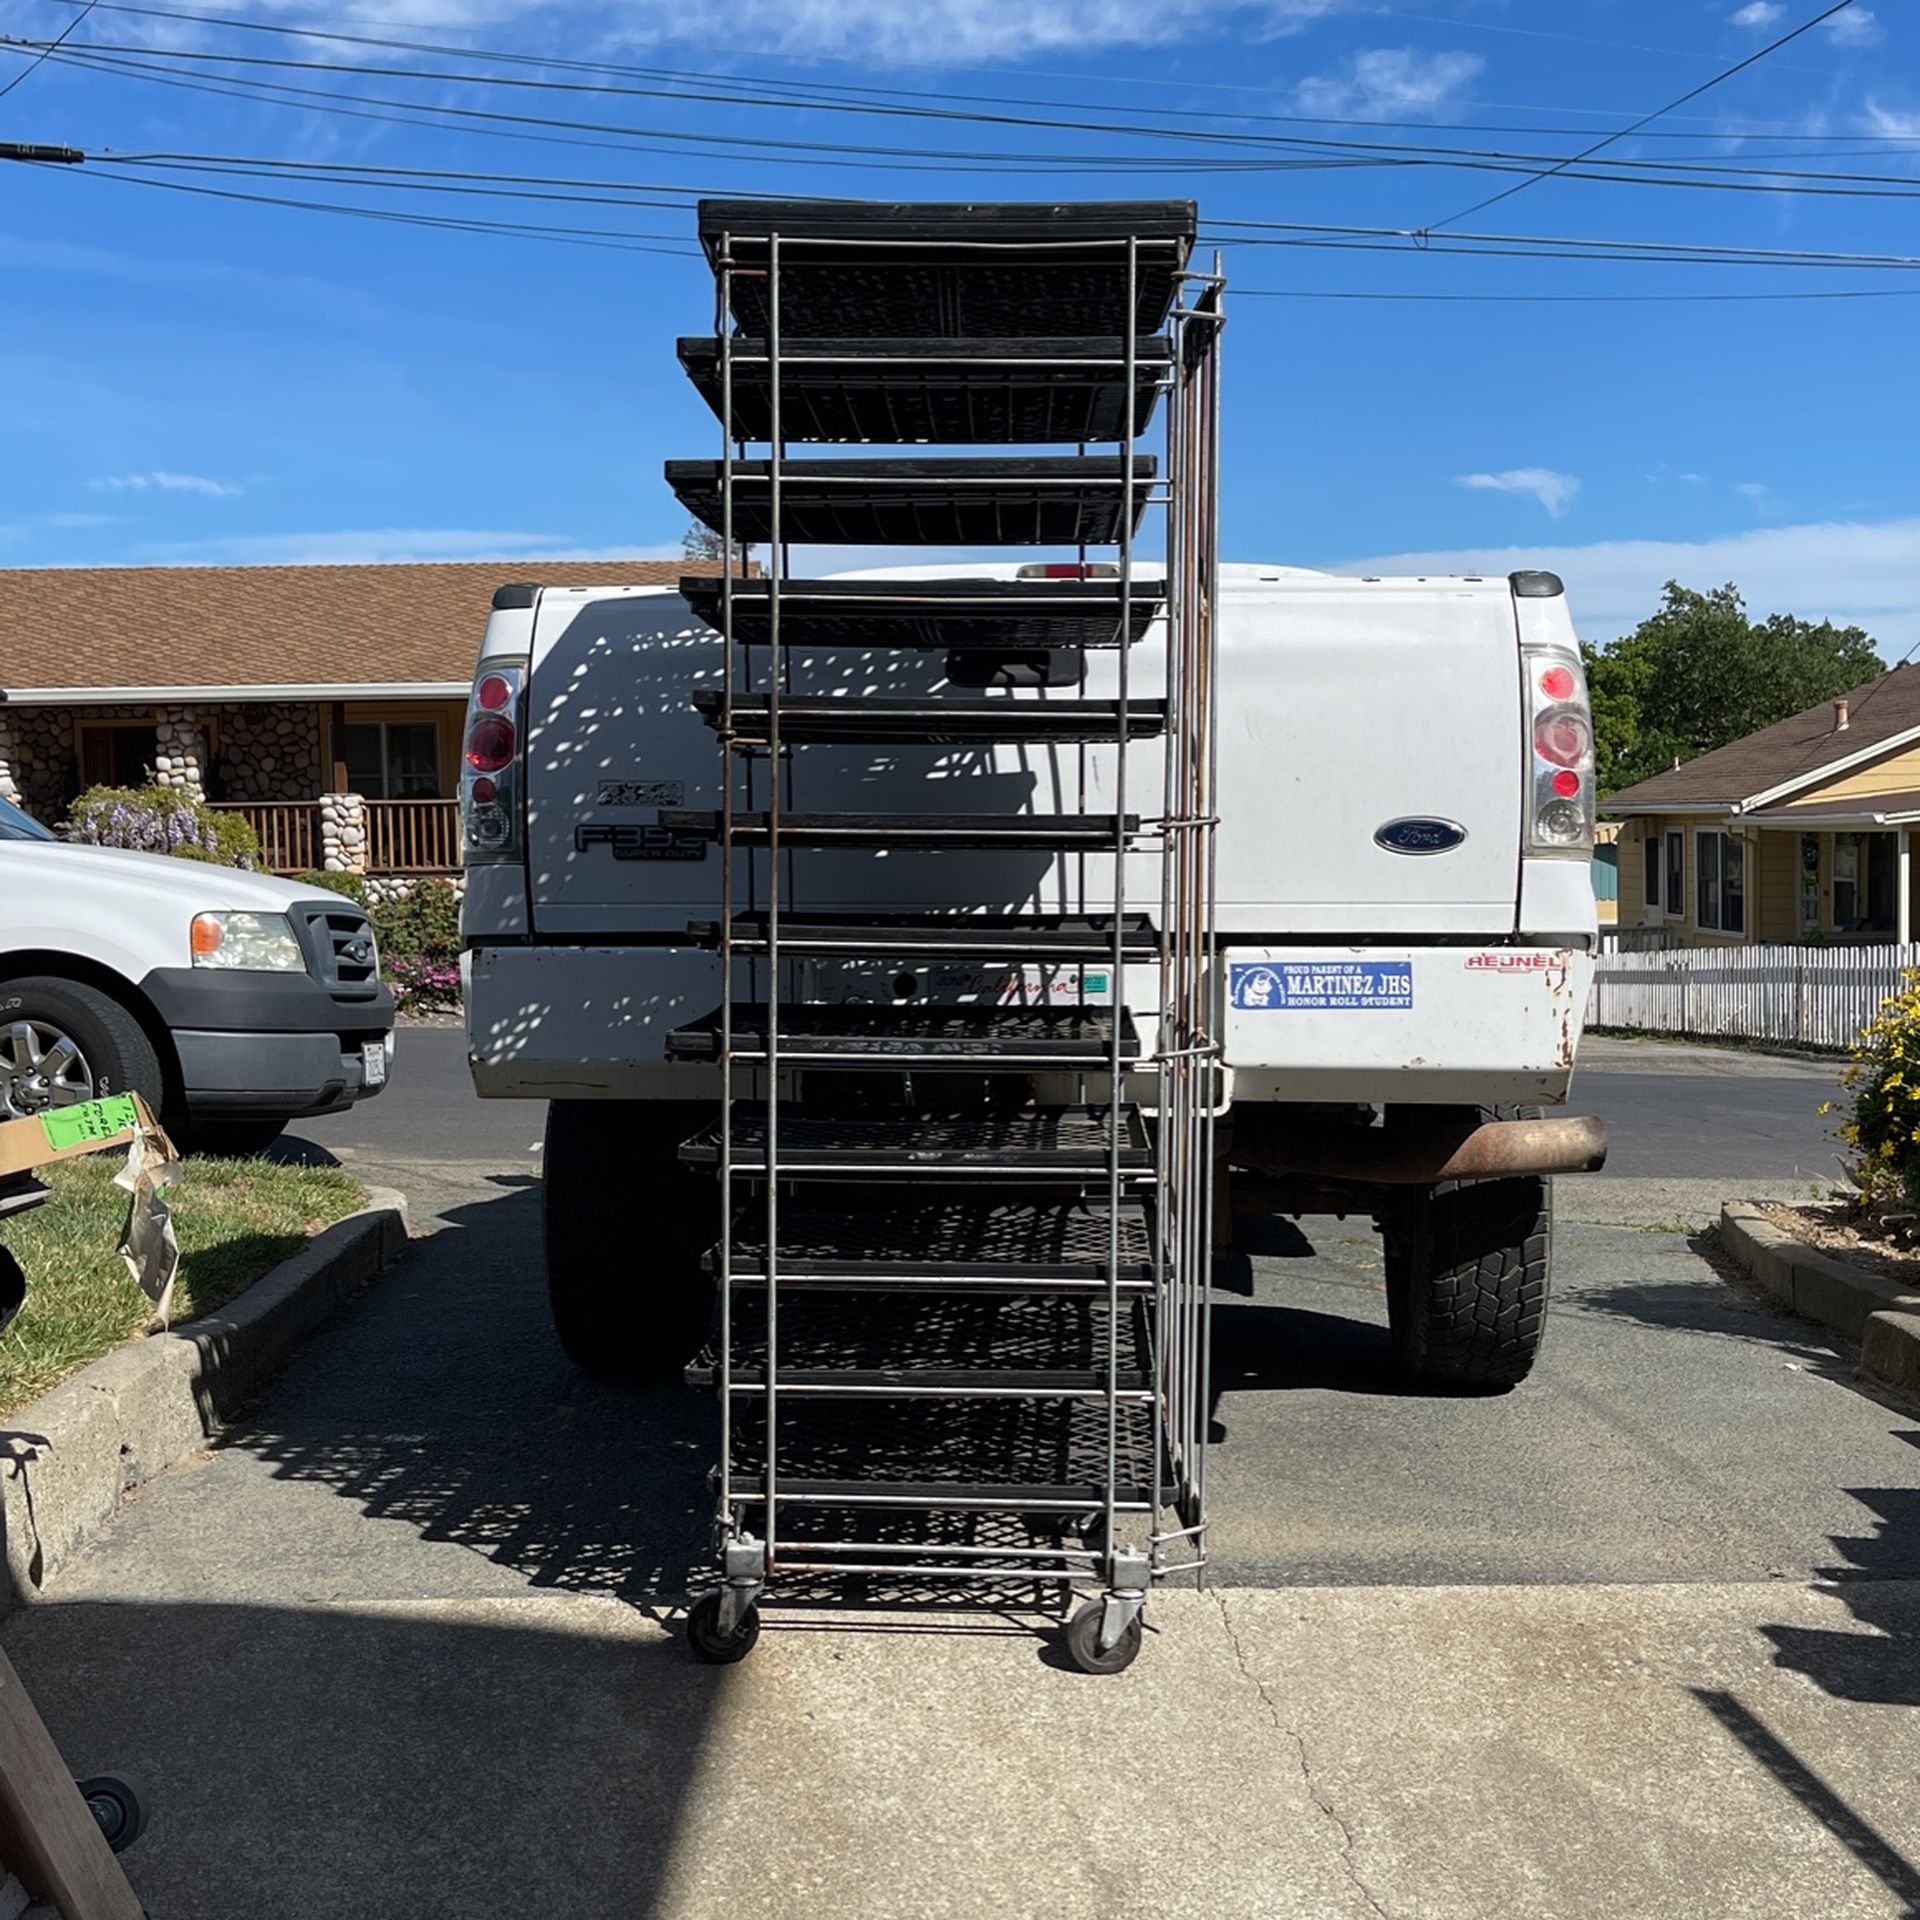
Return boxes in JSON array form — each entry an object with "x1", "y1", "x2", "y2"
[
  {"x1": 290, "y1": 868, "x2": 369, "y2": 906},
  {"x1": 62, "y1": 784, "x2": 259, "y2": 869},
  {"x1": 372, "y1": 879, "x2": 462, "y2": 1015},
  {"x1": 1836, "y1": 970, "x2": 1920, "y2": 1208}
]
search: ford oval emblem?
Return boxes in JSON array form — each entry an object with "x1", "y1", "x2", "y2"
[{"x1": 1375, "y1": 817, "x2": 1467, "y2": 856}]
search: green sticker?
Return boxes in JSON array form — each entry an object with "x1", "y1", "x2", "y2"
[
  {"x1": 1084, "y1": 972, "x2": 1111, "y2": 994},
  {"x1": 39, "y1": 1094, "x2": 141, "y2": 1154}
]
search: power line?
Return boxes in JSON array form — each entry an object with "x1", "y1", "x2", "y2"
[
  {"x1": 0, "y1": 0, "x2": 98, "y2": 102},
  {"x1": 41, "y1": 0, "x2": 1881, "y2": 140},
  {"x1": 1422, "y1": 0, "x2": 1866, "y2": 233},
  {"x1": 32, "y1": 35, "x2": 1920, "y2": 202}
]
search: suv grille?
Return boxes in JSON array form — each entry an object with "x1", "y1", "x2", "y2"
[{"x1": 298, "y1": 905, "x2": 379, "y2": 990}]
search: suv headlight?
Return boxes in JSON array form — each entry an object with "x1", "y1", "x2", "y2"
[{"x1": 191, "y1": 911, "x2": 307, "y2": 972}]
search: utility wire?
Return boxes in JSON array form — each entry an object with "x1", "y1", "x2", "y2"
[
  {"x1": 31, "y1": 37, "x2": 1920, "y2": 202},
  {"x1": 37, "y1": 0, "x2": 1903, "y2": 145},
  {"x1": 0, "y1": 0, "x2": 98, "y2": 102},
  {"x1": 1422, "y1": 0, "x2": 1865, "y2": 232}
]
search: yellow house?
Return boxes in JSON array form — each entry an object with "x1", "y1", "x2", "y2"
[{"x1": 1605, "y1": 672, "x2": 1920, "y2": 946}]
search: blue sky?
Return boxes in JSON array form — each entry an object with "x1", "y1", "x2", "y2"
[{"x1": 2, "y1": 0, "x2": 1917, "y2": 651}]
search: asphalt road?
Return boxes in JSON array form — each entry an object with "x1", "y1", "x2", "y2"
[{"x1": 13, "y1": 1026, "x2": 1917, "y2": 1918}]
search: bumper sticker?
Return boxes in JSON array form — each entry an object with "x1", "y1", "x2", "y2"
[{"x1": 1229, "y1": 961, "x2": 1413, "y2": 1011}]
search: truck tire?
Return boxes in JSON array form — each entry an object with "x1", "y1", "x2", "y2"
[
  {"x1": 0, "y1": 976, "x2": 165, "y2": 1125},
  {"x1": 1381, "y1": 1108, "x2": 1552, "y2": 1393},
  {"x1": 541, "y1": 1099, "x2": 714, "y2": 1380}
]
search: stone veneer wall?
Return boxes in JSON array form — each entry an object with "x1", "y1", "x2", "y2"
[
  {"x1": 0, "y1": 705, "x2": 154, "y2": 824},
  {"x1": 207, "y1": 701, "x2": 324, "y2": 802}
]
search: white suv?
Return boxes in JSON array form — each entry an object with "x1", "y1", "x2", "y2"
[{"x1": 0, "y1": 794, "x2": 394, "y2": 1152}]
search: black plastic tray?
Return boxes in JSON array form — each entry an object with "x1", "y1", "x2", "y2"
[
  {"x1": 692, "y1": 691, "x2": 1165, "y2": 744},
  {"x1": 680, "y1": 574, "x2": 1164, "y2": 650},
  {"x1": 666, "y1": 455, "x2": 1155, "y2": 547},
  {"x1": 689, "y1": 912, "x2": 1158, "y2": 959},
  {"x1": 667, "y1": 1001, "x2": 1137, "y2": 1065},
  {"x1": 679, "y1": 1104, "x2": 1152, "y2": 1176},
  {"x1": 660, "y1": 809, "x2": 1138, "y2": 850},
  {"x1": 697, "y1": 198, "x2": 1195, "y2": 337},
  {"x1": 677, "y1": 336, "x2": 1169, "y2": 444}
]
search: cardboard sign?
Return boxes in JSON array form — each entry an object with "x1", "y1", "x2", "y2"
[{"x1": 0, "y1": 1093, "x2": 173, "y2": 1179}]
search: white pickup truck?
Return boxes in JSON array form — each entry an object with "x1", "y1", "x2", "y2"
[
  {"x1": 460, "y1": 561, "x2": 1605, "y2": 1390},
  {"x1": 0, "y1": 794, "x2": 394, "y2": 1151}
]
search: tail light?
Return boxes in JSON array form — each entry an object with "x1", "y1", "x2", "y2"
[
  {"x1": 1523, "y1": 646, "x2": 1594, "y2": 856},
  {"x1": 461, "y1": 662, "x2": 524, "y2": 863}
]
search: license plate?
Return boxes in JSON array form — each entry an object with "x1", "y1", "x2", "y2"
[{"x1": 362, "y1": 1042, "x2": 387, "y2": 1088}]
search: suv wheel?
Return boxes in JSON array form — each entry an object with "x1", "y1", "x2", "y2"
[{"x1": 0, "y1": 977, "x2": 163, "y2": 1123}]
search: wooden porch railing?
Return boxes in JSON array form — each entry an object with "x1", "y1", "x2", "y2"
[
  {"x1": 212, "y1": 801, "x2": 320, "y2": 875},
  {"x1": 366, "y1": 798, "x2": 462, "y2": 874}
]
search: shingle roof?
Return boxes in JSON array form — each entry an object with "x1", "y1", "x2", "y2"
[
  {"x1": 0, "y1": 561, "x2": 722, "y2": 696},
  {"x1": 1603, "y1": 668, "x2": 1920, "y2": 811}
]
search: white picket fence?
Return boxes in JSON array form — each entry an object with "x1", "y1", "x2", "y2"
[{"x1": 1587, "y1": 941, "x2": 1919, "y2": 1051}]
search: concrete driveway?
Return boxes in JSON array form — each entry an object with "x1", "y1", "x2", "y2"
[{"x1": 10, "y1": 1031, "x2": 1918, "y2": 1919}]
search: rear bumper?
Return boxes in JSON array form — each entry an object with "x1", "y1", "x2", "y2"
[
  {"x1": 466, "y1": 944, "x2": 719, "y2": 1100},
  {"x1": 1221, "y1": 943, "x2": 1592, "y2": 1106}
]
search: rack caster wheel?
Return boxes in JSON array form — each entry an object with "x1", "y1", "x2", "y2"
[
  {"x1": 1065, "y1": 1598, "x2": 1143, "y2": 1675},
  {"x1": 688, "y1": 1592, "x2": 761, "y2": 1665},
  {"x1": 77, "y1": 1774, "x2": 146, "y2": 1853}
]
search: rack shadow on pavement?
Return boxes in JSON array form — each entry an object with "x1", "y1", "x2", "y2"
[{"x1": 231, "y1": 1176, "x2": 717, "y2": 1609}]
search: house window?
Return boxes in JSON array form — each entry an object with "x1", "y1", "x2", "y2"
[
  {"x1": 339, "y1": 721, "x2": 443, "y2": 799},
  {"x1": 1643, "y1": 828, "x2": 1662, "y2": 908},
  {"x1": 79, "y1": 723, "x2": 158, "y2": 790},
  {"x1": 1696, "y1": 831, "x2": 1746, "y2": 935},
  {"x1": 1664, "y1": 830, "x2": 1684, "y2": 917},
  {"x1": 1833, "y1": 831, "x2": 1898, "y2": 935}
]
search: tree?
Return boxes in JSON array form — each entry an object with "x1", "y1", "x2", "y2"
[
  {"x1": 1585, "y1": 581, "x2": 1879, "y2": 795},
  {"x1": 681, "y1": 521, "x2": 753, "y2": 570}
]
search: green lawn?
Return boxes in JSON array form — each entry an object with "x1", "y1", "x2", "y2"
[{"x1": 0, "y1": 1154, "x2": 366, "y2": 1414}]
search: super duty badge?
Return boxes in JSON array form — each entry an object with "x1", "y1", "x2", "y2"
[{"x1": 574, "y1": 822, "x2": 708, "y2": 863}]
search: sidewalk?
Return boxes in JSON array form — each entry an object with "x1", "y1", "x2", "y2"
[{"x1": 11, "y1": 1580, "x2": 1917, "y2": 1919}]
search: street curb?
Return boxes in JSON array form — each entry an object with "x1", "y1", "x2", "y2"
[
  {"x1": 0, "y1": 1187, "x2": 408, "y2": 1611},
  {"x1": 1719, "y1": 1202, "x2": 1920, "y2": 1391}
]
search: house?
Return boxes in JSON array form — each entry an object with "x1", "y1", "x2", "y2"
[
  {"x1": 1605, "y1": 670, "x2": 1920, "y2": 945},
  {"x1": 0, "y1": 561, "x2": 718, "y2": 880}
]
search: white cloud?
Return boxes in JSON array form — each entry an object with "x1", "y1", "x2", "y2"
[
  {"x1": 1728, "y1": 2, "x2": 1783, "y2": 28},
  {"x1": 1862, "y1": 99, "x2": 1920, "y2": 140},
  {"x1": 130, "y1": 528, "x2": 681, "y2": 565},
  {"x1": 1296, "y1": 46, "x2": 1484, "y2": 118},
  {"x1": 1331, "y1": 516, "x2": 1920, "y2": 656},
  {"x1": 91, "y1": 471, "x2": 245, "y2": 498},
  {"x1": 1827, "y1": 6, "x2": 1880, "y2": 46},
  {"x1": 596, "y1": 0, "x2": 1347, "y2": 62},
  {"x1": 1736, "y1": 481, "x2": 1782, "y2": 515},
  {"x1": 0, "y1": 512, "x2": 117, "y2": 548},
  {"x1": 1455, "y1": 468, "x2": 1580, "y2": 519}
]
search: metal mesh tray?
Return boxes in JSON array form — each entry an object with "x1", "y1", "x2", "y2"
[
  {"x1": 666, "y1": 456, "x2": 1155, "y2": 547},
  {"x1": 698, "y1": 197, "x2": 1195, "y2": 337},
  {"x1": 690, "y1": 1292, "x2": 1151, "y2": 1394},
  {"x1": 660, "y1": 809, "x2": 1138, "y2": 850},
  {"x1": 667, "y1": 1001, "x2": 1137, "y2": 1065},
  {"x1": 679, "y1": 1104, "x2": 1152, "y2": 1175},
  {"x1": 691, "y1": 692, "x2": 1165, "y2": 744},
  {"x1": 680, "y1": 574, "x2": 1164, "y2": 650},
  {"x1": 714, "y1": 1196, "x2": 1154, "y2": 1289},
  {"x1": 690, "y1": 912, "x2": 1158, "y2": 959},
  {"x1": 726, "y1": 1394, "x2": 1159, "y2": 1509},
  {"x1": 677, "y1": 336, "x2": 1170, "y2": 444}
]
